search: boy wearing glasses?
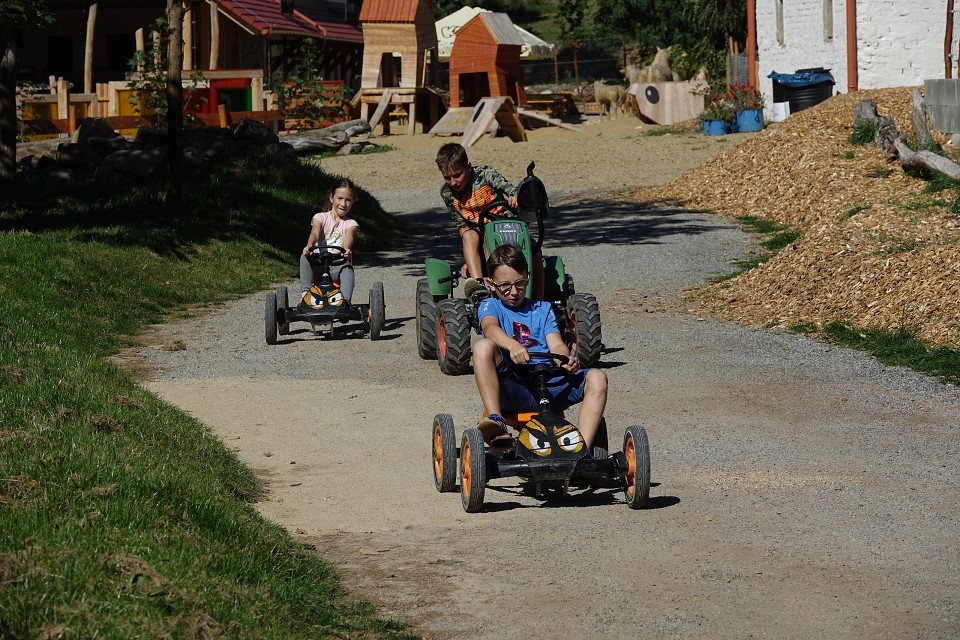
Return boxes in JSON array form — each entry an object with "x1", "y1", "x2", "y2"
[
  {"x1": 473, "y1": 244, "x2": 608, "y2": 448},
  {"x1": 436, "y1": 143, "x2": 544, "y2": 300}
]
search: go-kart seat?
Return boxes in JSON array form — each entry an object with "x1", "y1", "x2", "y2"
[{"x1": 514, "y1": 162, "x2": 549, "y2": 252}]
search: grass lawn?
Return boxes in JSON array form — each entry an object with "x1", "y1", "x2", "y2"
[{"x1": 0, "y1": 156, "x2": 415, "y2": 639}]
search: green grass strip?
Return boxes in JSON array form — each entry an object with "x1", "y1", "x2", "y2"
[
  {"x1": 0, "y1": 156, "x2": 414, "y2": 639},
  {"x1": 822, "y1": 322, "x2": 960, "y2": 385}
]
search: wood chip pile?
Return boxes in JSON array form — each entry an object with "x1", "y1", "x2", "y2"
[{"x1": 631, "y1": 87, "x2": 960, "y2": 348}]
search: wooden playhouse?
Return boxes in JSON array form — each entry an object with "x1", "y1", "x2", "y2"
[{"x1": 448, "y1": 12, "x2": 528, "y2": 109}]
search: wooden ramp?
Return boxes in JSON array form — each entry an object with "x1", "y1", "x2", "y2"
[
  {"x1": 517, "y1": 108, "x2": 584, "y2": 132},
  {"x1": 462, "y1": 97, "x2": 526, "y2": 147},
  {"x1": 426, "y1": 107, "x2": 480, "y2": 137}
]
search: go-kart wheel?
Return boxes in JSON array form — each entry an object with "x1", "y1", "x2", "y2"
[
  {"x1": 567, "y1": 293, "x2": 602, "y2": 368},
  {"x1": 432, "y1": 414, "x2": 457, "y2": 493},
  {"x1": 415, "y1": 278, "x2": 438, "y2": 360},
  {"x1": 436, "y1": 299, "x2": 472, "y2": 376},
  {"x1": 592, "y1": 417, "x2": 609, "y2": 459},
  {"x1": 623, "y1": 426, "x2": 650, "y2": 509},
  {"x1": 276, "y1": 286, "x2": 290, "y2": 335},
  {"x1": 369, "y1": 281, "x2": 385, "y2": 341},
  {"x1": 264, "y1": 291, "x2": 278, "y2": 345},
  {"x1": 460, "y1": 427, "x2": 487, "y2": 512}
]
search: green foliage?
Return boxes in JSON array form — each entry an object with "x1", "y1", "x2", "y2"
[
  {"x1": 270, "y1": 38, "x2": 352, "y2": 130},
  {"x1": 715, "y1": 216, "x2": 801, "y2": 278},
  {"x1": 848, "y1": 121, "x2": 878, "y2": 145},
  {"x1": 126, "y1": 19, "x2": 206, "y2": 129},
  {"x1": 0, "y1": 157, "x2": 408, "y2": 637},
  {"x1": 823, "y1": 323, "x2": 960, "y2": 385},
  {"x1": 840, "y1": 204, "x2": 871, "y2": 220},
  {"x1": 0, "y1": 0, "x2": 54, "y2": 29},
  {"x1": 14, "y1": 81, "x2": 46, "y2": 142}
]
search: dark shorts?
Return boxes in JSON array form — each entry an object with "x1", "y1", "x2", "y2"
[{"x1": 496, "y1": 350, "x2": 588, "y2": 413}]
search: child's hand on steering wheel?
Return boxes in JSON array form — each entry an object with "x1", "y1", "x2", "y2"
[
  {"x1": 508, "y1": 343, "x2": 530, "y2": 365},
  {"x1": 560, "y1": 353, "x2": 580, "y2": 374}
]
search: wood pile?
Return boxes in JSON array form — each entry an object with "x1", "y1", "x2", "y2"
[{"x1": 631, "y1": 87, "x2": 960, "y2": 348}]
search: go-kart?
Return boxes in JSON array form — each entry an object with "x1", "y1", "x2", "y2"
[
  {"x1": 416, "y1": 162, "x2": 602, "y2": 376},
  {"x1": 264, "y1": 244, "x2": 385, "y2": 344},
  {"x1": 430, "y1": 352, "x2": 650, "y2": 513}
]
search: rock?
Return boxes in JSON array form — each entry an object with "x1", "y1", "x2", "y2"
[
  {"x1": 73, "y1": 118, "x2": 119, "y2": 145},
  {"x1": 234, "y1": 118, "x2": 279, "y2": 146},
  {"x1": 95, "y1": 147, "x2": 168, "y2": 183},
  {"x1": 56, "y1": 142, "x2": 103, "y2": 172},
  {"x1": 854, "y1": 99, "x2": 879, "y2": 125}
]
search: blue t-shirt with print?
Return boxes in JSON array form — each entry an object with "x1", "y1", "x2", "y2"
[{"x1": 477, "y1": 297, "x2": 558, "y2": 363}]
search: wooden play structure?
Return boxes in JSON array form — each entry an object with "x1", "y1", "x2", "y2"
[
  {"x1": 355, "y1": 0, "x2": 444, "y2": 134},
  {"x1": 627, "y1": 81, "x2": 707, "y2": 126},
  {"x1": 448, "y1": 12, "x2": 528, "y2": 109}
]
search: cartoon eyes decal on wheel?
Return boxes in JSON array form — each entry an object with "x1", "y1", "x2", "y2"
[{"x1": 328, "y1": 292, "x2": 343, "y2": 306}]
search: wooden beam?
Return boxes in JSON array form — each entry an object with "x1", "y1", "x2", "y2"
[
  {"x1": 183, "y1": 3, "x2": 193, "y2": 70},
  {"x1": 209, "y1": 1, "x2": 220, "y2": 70},
  {"x1": 84, "y1": 2, "x2": 97, "y2": 94}
]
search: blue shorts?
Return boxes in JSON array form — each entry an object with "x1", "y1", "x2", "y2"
[{"x1": 496, "y1": 350, "x2": 588, "y2": 413}]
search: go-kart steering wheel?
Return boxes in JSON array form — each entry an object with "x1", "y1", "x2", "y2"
[
  {"x1": 306, "y1": 244, "x2": 347, "y2": 266},
  {"x1": 524, "y1": 351, "x2": 573, "y2": 377}
]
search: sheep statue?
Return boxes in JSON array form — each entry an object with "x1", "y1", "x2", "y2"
[{"x1": 621, "y1": 47, "x2": 675, "y2": 84}]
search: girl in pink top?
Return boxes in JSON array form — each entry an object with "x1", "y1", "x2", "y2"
[{"x1": 299, "y1": 178, "x2": 360, "y2": 304}]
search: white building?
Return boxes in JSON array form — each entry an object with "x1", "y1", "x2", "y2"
[{"x1": 755, "y1": 1, "x2": 960, "y2": 116}]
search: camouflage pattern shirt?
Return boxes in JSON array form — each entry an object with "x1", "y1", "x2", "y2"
[{"x1": 440, "y1": 165, "x2": 517, "y2": 229}]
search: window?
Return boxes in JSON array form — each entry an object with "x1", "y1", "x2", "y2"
[
  {"x1": 47, "y1": 35, "x2": 74, "y2": 76},
  {"x1": 107, "y1": 34, "x2": 134, "y2": 72}
]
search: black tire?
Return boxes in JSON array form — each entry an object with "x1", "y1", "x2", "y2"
[
  {"x1": 436, "y1": 299, "x2": 472, "y2": 376},
  {"x1": 592, "y1": 417, "x2": 609, "y2": 459},
  {"x1": 567, "y1": 293, "x2": 602, "y2": 368},
  {"x1": 264, "y1": 291, "x2": 278, "y2": 345},
  {"x1": 369, "y1": 281, "x2": 385, "y2": 340},
  {"x1": 276, "y1": 286, "x2": 290, "y2": 335},
  {"x1": 415, "y1": 278, "x2": 438, "y2": 360},
  {"x1": 623, "y1": 426, "x2": 651, "y2": 509},
  {"x1": 460, "y1": 427, "x2": 487, "y2": 512},
  {"x1": 432, "y1": 414, "x2": 457, "y2": 492}
]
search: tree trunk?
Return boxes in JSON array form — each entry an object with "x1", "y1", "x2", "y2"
[
  {"x1": 0, "y1": 27, "x2": 17, "y2": 182},
  {"x1": 166, "y1": 0, "x2": 185, "y2": 204}
]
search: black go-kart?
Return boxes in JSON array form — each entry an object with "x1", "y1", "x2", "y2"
[
  {"x1": 431, "y1": 352, "x2": 651, "y2": 513},
  {"x1": 265, "y1": 244, "x2": 385, "y2": 344}
]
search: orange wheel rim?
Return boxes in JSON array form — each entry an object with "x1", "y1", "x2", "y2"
[
  {"x1": 433, "y1": 425, "x2": 442, "y2": 481},
  {"x1": 625, "y1": 435, "x2": 636, "y2": 497},
  {"x1": 462, "y1": 439, "x2": 472, "y2": 494},
  {"x1": 438, "y1": 315, "x2": 447, "y2": 358}
]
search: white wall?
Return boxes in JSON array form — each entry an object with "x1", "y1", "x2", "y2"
[{"x1": 755, "y1": 0, "x2": 960, "y2": 116}]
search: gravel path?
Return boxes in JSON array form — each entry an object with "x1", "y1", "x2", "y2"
[{"x1": 124, "y1": 118, "x2": 960, "y2": 639}]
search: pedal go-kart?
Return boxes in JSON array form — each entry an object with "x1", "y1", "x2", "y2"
[
  {"x1": 431, "y1": 353, "x2": 650, "y2": 513},
  {"x1": 264, "y1": 244, "x2": 385, "y2": 344},
  {"x1": 416, "y1": 163, "x2": 601, "y2": 376}
]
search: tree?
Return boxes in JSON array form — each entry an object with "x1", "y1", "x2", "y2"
[
  {"x1": 165, "y1": 0, "x2": 185, "y2": 203},
  {"x1": 0, "y1": 0, "x2": 53, "y2": 182},
  {"x1": 687, "y1": 0, "x2": 746, "y2": 50}
]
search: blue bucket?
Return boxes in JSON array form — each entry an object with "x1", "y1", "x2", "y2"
[
  {"x1": 702, "y1": 120, "x2": 730, "y2": 136},
  {"x1": 736, "y1": 109, "x2": 764, "y2": 132}
]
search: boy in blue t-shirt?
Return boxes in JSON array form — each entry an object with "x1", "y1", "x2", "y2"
[{"x1": 473, "y1": 244, "x2": 608, "y2": 448}]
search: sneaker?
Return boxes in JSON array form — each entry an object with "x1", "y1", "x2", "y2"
[
  {"x1": 477, "y1": 413, "x2": 508, "y2": 444},
  {"x1": 463, "y1": 277, "x2": 483, "y2": 300}
]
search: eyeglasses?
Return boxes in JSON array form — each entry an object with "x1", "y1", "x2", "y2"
[{"x1": 491, "y1": 278, "x2": 529, "y2": 294}]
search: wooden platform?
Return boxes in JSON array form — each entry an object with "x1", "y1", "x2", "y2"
[{"x1": 352, "y1": 87, "x2": 444, "y2": 135}]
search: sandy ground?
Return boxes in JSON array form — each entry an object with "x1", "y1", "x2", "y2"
[{"x1": 124, "y1": 115, "x2": 960, "y2": 639}]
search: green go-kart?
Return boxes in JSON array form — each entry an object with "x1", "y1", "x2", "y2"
[
  {"x1": 431, "y1": 352, "x2": 651, "y2": 513},
  {"x1": 415, "y1": 162, "x2": 602, "y2": 375}
]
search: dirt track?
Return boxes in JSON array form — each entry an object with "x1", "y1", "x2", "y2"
[{"x1": 128, "y1": 117, "x2": 960, "y2": 638}]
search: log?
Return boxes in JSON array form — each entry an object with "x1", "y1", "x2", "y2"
[
  {"x1": 853, "y1": 99, "x2": 879, "y2": 125},
  {"x1": 894, "y1": 139, "x2": 960, "y2": 180},
  {"x1": 875, "y1": 114, "x2": 905, "y2": 160}
]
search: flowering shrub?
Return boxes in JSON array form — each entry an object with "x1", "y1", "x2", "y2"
[
  {"x1": 699, "y1": 94, "x2": 736, "y2": 123},
  {"x1": 729, "y1": 82, "x2": 765, "y2": 111}
]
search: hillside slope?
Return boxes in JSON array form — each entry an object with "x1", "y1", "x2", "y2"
[{"x1": 633, "y1": 87, "x2": 960, "y2": 348}]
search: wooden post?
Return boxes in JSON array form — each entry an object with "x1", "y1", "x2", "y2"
[
  {"x1": 209, "y1": 2, "x2": 220, "y2": 70},
  {"x1": 84, "y1": 2, "x2": 97, "y2": 94},
  {"x1": 57, "y1": 78, "x2": 70, "y2": 119},
  {"x1": 747, "y1": 0, "x2": 757, "y2": 89},
  {"x1": 250, "y1": 76, "x2": 264, "y2": 110},
  {"x1": 183, "y1": 4, "x2": 193, "y2": 71},
  {"x1": 135, "y1": 28, "x2": 145, "y2": 74},
  {"x1": 68, "y1": 105, "x2": 77, "y2": 134},
  {"x1": 152, "y1": 30, "x2": 162, "y2": 69},
  {"x1": 217, "y1": 103, "x2": 230, "y2": 128}
]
